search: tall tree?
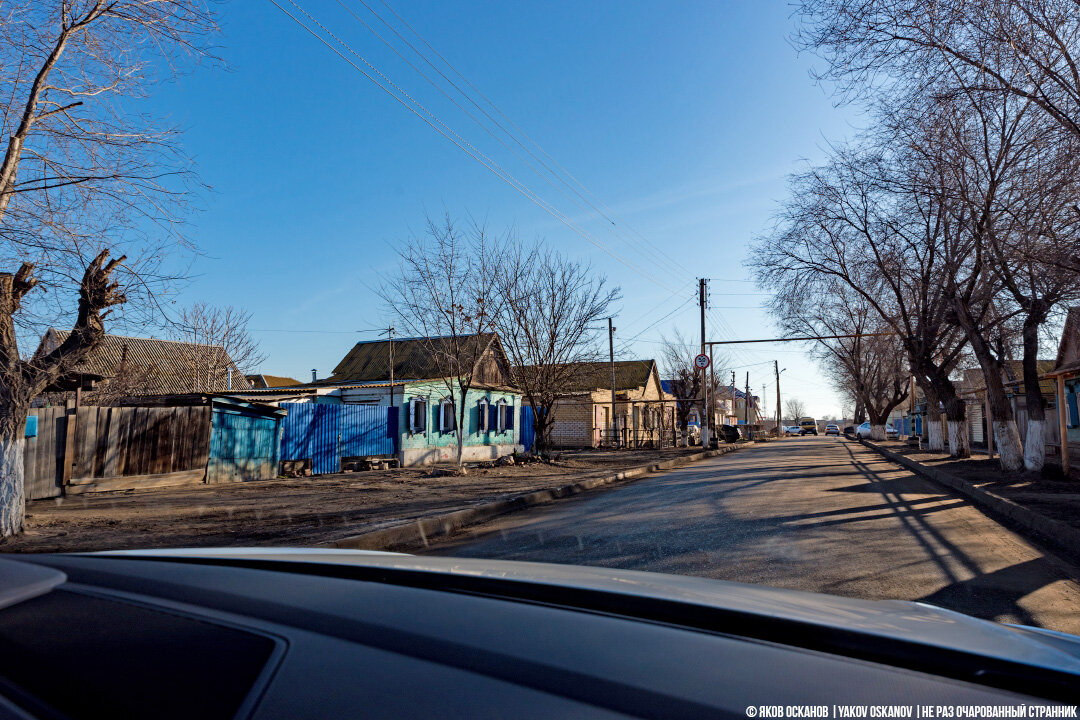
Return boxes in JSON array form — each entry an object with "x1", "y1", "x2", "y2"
[
  {"x1": 382, "y1": 214, "x2": 502, "y2": 467},
  {"x1": 795, "y1": 0, "x2": 1080, "y2": 141},
  {"x1": 490, "y1": 242, "x2": 619, "y2": 455},
  {"x1": 0, "y1": 2, "x2": 217, "y2": 537}
]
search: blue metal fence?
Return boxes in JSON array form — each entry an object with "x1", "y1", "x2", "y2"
[
  {"x1": 207, "y1": 404, "x2": 283, "y2": 483},
  {"x1": 280, "y1": 403, "x2": 398, "y2": 475}
]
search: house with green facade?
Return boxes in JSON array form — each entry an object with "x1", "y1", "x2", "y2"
[{"x1": 315, "y1": 334, "x2": 523, "y2": 466}]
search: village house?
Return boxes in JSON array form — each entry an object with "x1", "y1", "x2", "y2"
[
  {"x1": 957, "y1": 362, "x2": 1058, "y2": 453},
  {"x1": 1044, "y1": 306, "x2": 1080, "y2": 474},
  {"x1": 34, "y1": 329, "x2": 251, "y2": 403},
  {"x1": 542, "y1": 360, "x2": 672, "y2": 448},
  {"x1": 306, "y1": 333, "x2": 524, "y2": 466}
]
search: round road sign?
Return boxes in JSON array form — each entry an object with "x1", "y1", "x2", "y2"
[{"x1": 694, "y1": 354, "x2": 710, "y2": 369}]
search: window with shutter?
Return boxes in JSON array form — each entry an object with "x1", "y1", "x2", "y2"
[
  {"x1": 478, "y1": 398, "x2": 489, "y2": 432},
  {"x1": 506, "y1": 403, "x2": 514, "y2": 430},
  {"x1": 1068, "y1": 391, "x2": 1079, "y2": 428},
  {"x1": 496, "y1": 400, "x2": 507, "y2": 432}
]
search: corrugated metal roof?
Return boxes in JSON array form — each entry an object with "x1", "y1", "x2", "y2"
[{"x1": 41, "y1": 328, "x2": 251, "y2": 395}]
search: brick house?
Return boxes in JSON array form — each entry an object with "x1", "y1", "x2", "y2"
[{"x1": 540, "y1": 360, "x2": 673, "y2": 448}]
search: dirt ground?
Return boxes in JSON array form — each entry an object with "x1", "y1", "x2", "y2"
[
  {"x1": 876, "y1": 441, "x2": 1080, "y2": 531},
  {"x1": 0, "y1": 448, "x2": 705, "y2": 553}
]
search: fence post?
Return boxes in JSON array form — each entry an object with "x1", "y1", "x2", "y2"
[{"x1": 61, "y1": 399, "x2": 77, "y2": 489}]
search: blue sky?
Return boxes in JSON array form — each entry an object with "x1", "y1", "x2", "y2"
[{"x1": 155, "y1": 0, "x2": 861, "y2": 418}]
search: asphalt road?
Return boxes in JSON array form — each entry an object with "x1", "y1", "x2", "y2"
[{"x1": 428, "y1": 436, "x2": 1080, "y2": 633}]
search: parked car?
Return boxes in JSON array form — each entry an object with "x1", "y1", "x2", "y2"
[
  {"x1": 1, "y1": 550, "x2": 1077, "y2": 717},
  {"x1": 825, "y1": 423, "x2": 840, "y2": 436},
  {"x1": 856, "y1": 422, "x2": 899, "y2": 440},
  {"x1": 783, "y1": 425, "x2": 800, "y2": 436},
  {"x1": 798, "y1": 417, "x2": 818, "y2": 436},
  {"x1": 842, "y1": 425, "x2": 855, "y2": 436}
]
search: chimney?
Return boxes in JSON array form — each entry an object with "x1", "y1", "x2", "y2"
[
  {"x1": 227, "y1": 366, "x2": 232, "y2": 391},
  {"x1": 312, "y1": 369, "x2": 317, "y2": 383}
]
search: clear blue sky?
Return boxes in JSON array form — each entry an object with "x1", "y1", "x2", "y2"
[{"x1": 154, "y1": 0, "x2": 860, "y2": 418}]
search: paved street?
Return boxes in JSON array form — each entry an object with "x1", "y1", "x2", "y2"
[{"x1": 428, "y1": 436, "x2": 1080, "y2": 633}]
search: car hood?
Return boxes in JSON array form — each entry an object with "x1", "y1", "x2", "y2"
[{"x1": 94, "y1": 547, "x2": 1080, "y2": 677}]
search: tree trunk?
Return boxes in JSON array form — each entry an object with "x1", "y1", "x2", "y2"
[
  {"x1": 1024, "y1": 420, "x2": 1045, "y2": 473},
  {"x1": 870, "y1": 424, "x2": 886, "y2": 441},
  {"x1": 1021, "y1": 313, "x2": 1047, "y2": 473},
  {"x1": 947, "y1": 419, "x2": 969, "y2": 457},
  {"x1": 0, "y1": 431, "x2": 24, "y2": 537},
  {"x1": 993, "y1": 420, "x2": 1024, "y2": 471},
  {"x1": 927, "y1": 418, "x2": 945, "y2": 452}
]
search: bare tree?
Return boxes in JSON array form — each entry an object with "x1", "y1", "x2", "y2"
[
  {"x1": 174, "y1": 302, "x2": 264, "y2": 393},
  {"x1": 661, "y1": 329, "x2": 725, "y2": 443},
  {"x1": 382, "y1": 214, "x2": 502, "y2": 467},
  {"x1": 750, "y1": 144, "x2": 971, "y2": 456},
  {"x1": 784, "y1": 397, "x2": 807, "y2": 424},
  {"x1": 490, "y1": 241, "x2": 619, "y2": 455},
  {"x1": 775, "y1": 283, "x2": 909, "y2": 440},
  {"x1": 795, "y1": 0, "x2": 1080, "y2": 141},
  {"x1": 0, "y1": 2, "x2": 217, "y2": 537}
]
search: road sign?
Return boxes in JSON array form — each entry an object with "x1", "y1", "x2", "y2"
[{"x1": 694, "y1": 354, "x2": 710, "y2": 369}]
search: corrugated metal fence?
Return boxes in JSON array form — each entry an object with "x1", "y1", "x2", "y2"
[
  {"x1": 280, "y1": 403, "x2": 397, "y2": 475},
  {"x1": 208, "y1": 406, "x2": 282, "y2": 483}
]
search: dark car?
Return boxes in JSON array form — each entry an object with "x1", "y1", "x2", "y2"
[{"x1": 0, "y1": 550, "x2": 1077, "y2": 719}]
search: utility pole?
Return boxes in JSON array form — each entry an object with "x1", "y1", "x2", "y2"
[
  {"x1": 731, "y1": 371, "x2": 736, "y2": 426},
  {"x1": 388, "y1": 325, "x2": 395, "y2": 408},
  {"x1": 699, "y1": 278, "x2": 710, "y2": 448},
  {"x1": 774, "y1": 361, "x2": 781, "y2": 437},
  {"x1": 745, "y1": 372, "x2": 750, "y2": 427},
  {"x1": 608, "y1": 317, "x2": 617, "y2": 447}
]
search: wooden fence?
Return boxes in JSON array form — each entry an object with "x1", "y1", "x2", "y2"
[{"x1": 24, "y1": 405, "x2": 212, "y2": 500}]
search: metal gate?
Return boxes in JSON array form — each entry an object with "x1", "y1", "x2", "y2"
[
  {"x1": 280, "y1": 403, "x2": 398, "y2": 475},
  {"x1": 520, "y1": 406, "x2": 535, "y2": 452}
]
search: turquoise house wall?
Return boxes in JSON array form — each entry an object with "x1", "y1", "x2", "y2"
[{"x1": 398, "y1": 379, "x2": 520, "y2": 451}]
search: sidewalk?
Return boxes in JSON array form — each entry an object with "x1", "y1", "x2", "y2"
[{"x1": 862, "y1": 439, "x2": 1080, "y2": 561}]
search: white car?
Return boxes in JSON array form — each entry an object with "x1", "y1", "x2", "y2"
[
  {"x1": 784, "y1": 426, "x2": 801, "y2": 436},
  {"x1": 855, "y1": 422, "x2": 897, "y2": 440}
]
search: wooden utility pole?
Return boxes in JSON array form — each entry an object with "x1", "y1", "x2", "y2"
[
  {"x1": 699, "y1": 278, "x2": 710, "y2": 448},
  {"x1": 608, "y1": 317, "x2": 617, "y2": 447},
  {"x1": 775, "y1": 361, "x2": 781, "y2": 436},
  {"x1": 745, "y1": 372, "x2": 750, "y2": 427}
]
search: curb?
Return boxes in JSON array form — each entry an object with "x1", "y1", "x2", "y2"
[
  {"x1": 860, "y1": 439, "x2": 1080, "y2": 563},
  {"x1": 318, "y1": 442, "x2": 753, "y2": 551}
]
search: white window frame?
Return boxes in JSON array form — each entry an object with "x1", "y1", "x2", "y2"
[
  {"x1": 409, "y1": 397, "x2": 427, "y2": 434},
  {"x1": 478, "y1": 397, "x2": 489, "y2": 432},
  {"x1": 496, "y1": 399, "x2": 507, "y2": 433},
  {"x1": 439, "y1": 397, "x2": 456, "y2": 433}
]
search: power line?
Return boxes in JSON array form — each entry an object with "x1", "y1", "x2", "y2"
[
  {"x1": 372, "y1": 0, "x2": 693, "y2": 286},
  {"x1": 338, "y1": 0, "x2": 693, "y2": 288},
  {"x1": 270, "y1": 0, "x2": 681, "y2": 295}
]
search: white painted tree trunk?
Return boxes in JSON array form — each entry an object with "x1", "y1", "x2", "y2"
[
  {"x1": 927, "y1": 419, "x2": 944, "y2": 452},
  {"x1": 993, "y1": 420, "x2": 1024, "y2": 472},
  {"x1": 0, "y1": 437, "x2": 25, "y2": 537},
  {"x1": 947, "y1": 419, "x2": 970, "y2": 458},
  {"x1": 1023, "y1": 419, "x2": 1045, "y2": 473},
  {"x1": 870, "y1": 424, "x2": 886, "y2": 441}
]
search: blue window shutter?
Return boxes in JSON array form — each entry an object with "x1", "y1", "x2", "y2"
[
  {"x1": 1067, "y1": 392, "x2": 1079, "y2": 428},
  {"x1": 506, "y1": 404, "x2": 514, "y2": 430},
  {"x1": 24, "y1": 415, "x2": 37, "y2": 438},
  {"x1": 489, "y1": 405, "x2": 497, "y2": 430}
]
